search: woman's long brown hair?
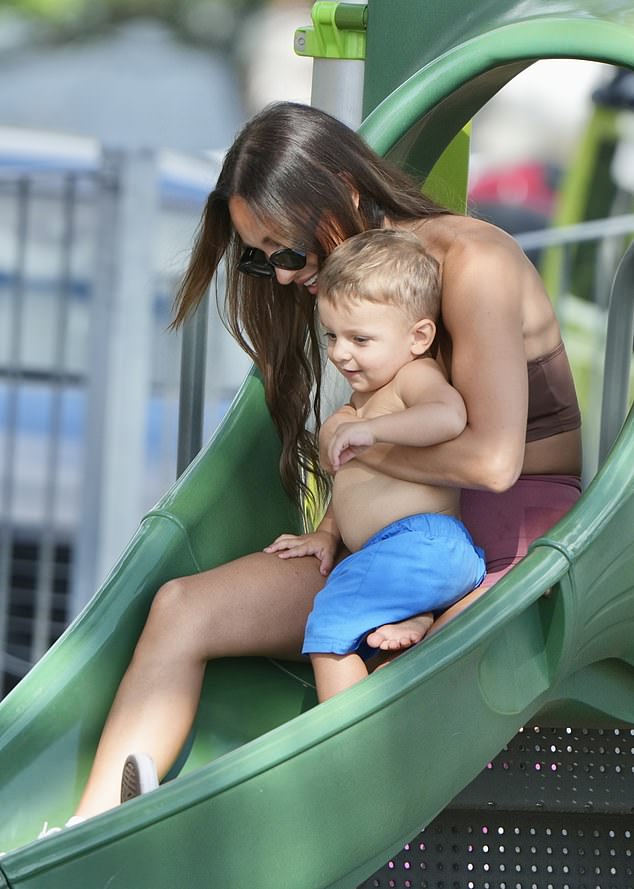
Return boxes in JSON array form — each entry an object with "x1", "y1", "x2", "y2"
[{"x1": 172, "y1": 102, "x2": 451, "y2": 510}]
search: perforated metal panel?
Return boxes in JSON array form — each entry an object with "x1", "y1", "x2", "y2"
[{"x1": 361, "y1": 727, "x2": 634, "y2": 889}]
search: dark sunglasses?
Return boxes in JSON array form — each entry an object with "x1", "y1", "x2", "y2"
[{"x1": 238, "y1": 246, "x2": 307, "y2": 278}]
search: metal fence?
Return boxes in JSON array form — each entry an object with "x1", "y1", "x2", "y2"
[
  {"x1": 0, "y1": 143, "x2": 249, "y2": 696},
  {"x1": 0, "y1": 164, "x2": 98, "y2": 692}
]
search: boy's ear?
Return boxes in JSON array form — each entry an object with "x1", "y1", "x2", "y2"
[{"x1": 411, "y1": 318, "x2": 436, "y2": 355}]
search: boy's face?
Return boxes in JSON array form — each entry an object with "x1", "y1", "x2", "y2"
[{"x1": 318, "y1": 295, "x2": 423, "y2": 393}]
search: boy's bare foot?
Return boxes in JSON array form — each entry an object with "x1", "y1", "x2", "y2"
[{"x1": 366, "y1": 613, "x2": 434, "y2": 652}]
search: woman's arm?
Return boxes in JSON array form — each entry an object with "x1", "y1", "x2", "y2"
[{"x1": 336, "y1": 241, "x2": 529, "y2": 492}]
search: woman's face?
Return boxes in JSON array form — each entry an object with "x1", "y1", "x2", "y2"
[{"x1": 229, "y1": 196, "x2": 320, "y2": 296}]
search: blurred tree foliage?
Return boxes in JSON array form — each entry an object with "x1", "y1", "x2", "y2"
[{"x1": 2, "y1": 0, "x2": 268, "y2": 46}]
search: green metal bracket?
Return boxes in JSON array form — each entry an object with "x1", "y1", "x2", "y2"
[{"x1": 294, "y1": 2, "x2": 367, "y2": 61}]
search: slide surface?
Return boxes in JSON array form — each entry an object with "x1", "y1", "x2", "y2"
[
  {"x1": 1, "y1": 380, "x2": 633, "y2": 889},
  {"x1": 2, "y1": 3, "x2": 634, "y2": 886}
]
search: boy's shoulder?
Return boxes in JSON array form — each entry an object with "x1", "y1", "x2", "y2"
[
  {"x1": 395, "y1": 356, "x2": 445, "y2": 383},
  {"x1": 393, "y1": 356, "x2": 449, "y2": 402}
]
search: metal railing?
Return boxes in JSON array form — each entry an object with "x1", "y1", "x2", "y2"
[
  {"x1": 0, "y1": 167, "x2": 100, "y2": 689},
  {"x1": 0, "y1": 146, "x2": 246, "y2": 695}
]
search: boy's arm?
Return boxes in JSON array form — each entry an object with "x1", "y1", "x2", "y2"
[
  {"x1": 370, "y1": 359, "x2": 466, "y2": 446},
  {"x1": 328, "y1": 360, "x2": 466, "y2": 470}
]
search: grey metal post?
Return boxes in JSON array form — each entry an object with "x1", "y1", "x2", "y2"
[
  {"x1": 599, "y1": 240, "x2": 634, "y2": 464},
  {"x1": 310, "y1": 55, "x2": 365, "y2": 128},
  {"x1": 177, "y1": 292, "x2": 209, "y2": 477},
  {"x1": 71, "y1": 148, "x2": 159, "y2": 615},
  {"x1": 31, "y1": 174, "x2": 77, "y2": 662},
  {"x1": 298, "y1": 0, "x2": 367, "y2": 128},
  {"x1": 0, "y1": 177, "x2": 29, "y2": 683}
]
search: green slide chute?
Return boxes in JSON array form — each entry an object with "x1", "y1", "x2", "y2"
[{"x1": 1, "y1": 3, "x2": 634, "y2": 887}]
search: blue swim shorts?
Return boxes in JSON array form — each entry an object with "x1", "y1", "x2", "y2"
[{"x1": 302, "y1": 513, "x2": 486, "y2": 659}]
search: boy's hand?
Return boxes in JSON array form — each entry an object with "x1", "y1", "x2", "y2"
[
  {"x1": 263, "y1": 530, "x2": 339, "y2": 576},
  {"x1": 329, "y1": 421, "x2": 376, "y2": 470},
  {"x1": 319, "y1": 404, "x2": 358, "y2": 472}
]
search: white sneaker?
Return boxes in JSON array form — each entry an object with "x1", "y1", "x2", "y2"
[
  {"x1": 120, "y1": 753, "x2": 159, "y2": 803},
  {"x1": 38, "y1": 822, "x2": 62, "y2": 839},
  {"x1": 38, "y1": 816, "x2": 85, "y2": 839}
]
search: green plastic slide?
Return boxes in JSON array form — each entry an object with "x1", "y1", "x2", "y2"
[
  {"x1": 1, "y1": 379, "x2": 632, "y2": 889},
  {"x1": 2, "y1": 3, "x2": 634, "y2": 887}
]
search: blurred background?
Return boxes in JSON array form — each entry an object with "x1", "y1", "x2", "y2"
[{"x1": 0, "y1": 0, "x2": 632, "y2": 695}]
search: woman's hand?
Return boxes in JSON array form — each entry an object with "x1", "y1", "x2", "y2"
[
  {"x1": 329, "y1": 421, "x2": 376, "y2": 470},
  {"x1": 319, "y1": 404, "x2": 359, "y2": 472},
  {"x1": 263, "y1": 530, "x2": 339, "y2": 576}
]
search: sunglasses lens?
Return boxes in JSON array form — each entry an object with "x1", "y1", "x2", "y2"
[
  {"x1": 241, "y1": 262, "x2": 275, "y2": 278},
  {"x1": 238, "y1": 246, "x2": 306, "y2": 277},
  {"x1": 238, "y1": 248, "x2": 274, "y2": 278},
  {"x1": 270, "y1": 248, "x2": 306, "y2": 271}
]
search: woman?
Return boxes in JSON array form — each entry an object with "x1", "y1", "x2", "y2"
[{"x1": 70, "y1": 101, "x2": 582, "y2": 820}]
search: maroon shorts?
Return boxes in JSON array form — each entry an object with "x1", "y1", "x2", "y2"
[{"x1": 461, "y1": 474, "x2": 581, "y2": 591}]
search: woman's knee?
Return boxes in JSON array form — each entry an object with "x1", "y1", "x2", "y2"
[
  {"x1": 122, "y1": 577, "x2": 211, "y2": 678},
  {"x1": 142, "y1": 576, "x2": 208, "y2": 648}
]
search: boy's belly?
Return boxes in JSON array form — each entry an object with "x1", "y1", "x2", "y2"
[{"x1": 332, "y1": 462, "x2": 460, "y2": 552}]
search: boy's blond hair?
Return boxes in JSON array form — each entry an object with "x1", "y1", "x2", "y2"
[{"x1": 318, "y1": 229, "x2": 441, "y2": 324}]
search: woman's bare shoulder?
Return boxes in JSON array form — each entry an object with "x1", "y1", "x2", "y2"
[
  {"x1": 420, "y1": 214, "x2": 526, "y2": 268},
  {"x1": 418, "y1": 215, "x2": 560, "y2": 355},
  {"x1": 422, "y1": 216, "x2": 540, "y2": 305}
]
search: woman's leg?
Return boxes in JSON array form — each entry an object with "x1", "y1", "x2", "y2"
[
  {"x1": 310, "y1": 652, "x2": 368, "y2": 702},
  {"x1": 73, "y1": 550, "x2": 326, "y2": 819},
  {"x1": 427, "y1": 583, "x2": 493, "y2": 636}
]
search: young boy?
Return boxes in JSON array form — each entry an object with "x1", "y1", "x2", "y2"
[{"x1": 265, "y1": 229, "x2": 485, "y2": 701}]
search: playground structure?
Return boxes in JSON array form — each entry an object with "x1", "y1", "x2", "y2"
[{"x1": 1, "y1": 2, "x2": 634, "y2": 887}]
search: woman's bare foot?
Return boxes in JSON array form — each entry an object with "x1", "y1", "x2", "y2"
[{"x1": 366, "y1": 613, "x2": 434, "y2": 652}]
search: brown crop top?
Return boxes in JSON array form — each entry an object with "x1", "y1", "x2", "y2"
[{"x1": 526, "y1": 341, "x2": 581, "y2": 443}]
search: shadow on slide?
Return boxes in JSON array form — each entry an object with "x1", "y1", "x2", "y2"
[{"x1": 2, "y1": 3, "x2": 634, "y2": 886}]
